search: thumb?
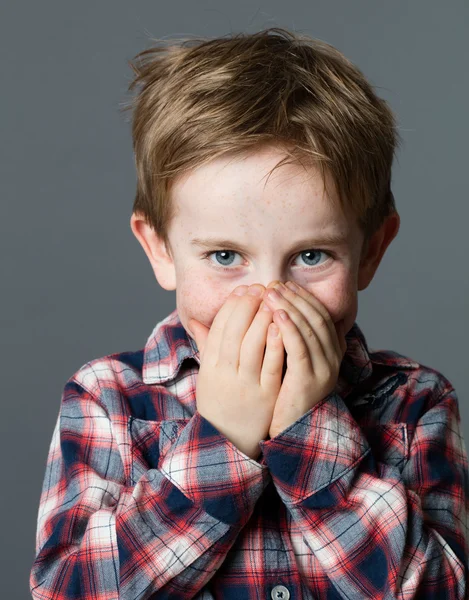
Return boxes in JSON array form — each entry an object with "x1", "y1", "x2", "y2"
[{"x1": 188, "y1": 318, "x2": 210, "y2": 358}]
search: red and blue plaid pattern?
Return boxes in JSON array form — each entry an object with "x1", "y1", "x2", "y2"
[{"x1": 30, "y1": 308, "x2": 469, "y2": 599}]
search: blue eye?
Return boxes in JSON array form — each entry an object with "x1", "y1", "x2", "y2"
[
  {"x1": 296, "y1": 250, "x2": 329, "y2": 268},
  {"x1": 202, "y1": 249, "x2": 332, "y2": 272},
  {"x1": 204, "y1": 250, "x2": 241, "y2": 269}
]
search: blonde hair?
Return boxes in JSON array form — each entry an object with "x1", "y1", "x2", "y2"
[{"x1": 121, "y1": 27, "x2": 401, "y2": 256}]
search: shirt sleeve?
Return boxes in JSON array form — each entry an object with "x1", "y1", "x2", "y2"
[
  {"x1": 259, "y1": 387, "x2": 469, "y2": 599},
  {"x1": 30, "y1": 375, "x2": 270, "y2": 600}
]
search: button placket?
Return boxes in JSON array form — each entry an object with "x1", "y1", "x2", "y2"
[{"x1": 271, "y1": 584, "x2": 290, "y2": 599}]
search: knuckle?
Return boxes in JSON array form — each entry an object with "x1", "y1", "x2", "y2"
[{"x1": 315, "y1": 315, "x2": 329, "y2": 331}]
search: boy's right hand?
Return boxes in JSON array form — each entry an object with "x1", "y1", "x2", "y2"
[{"x1": 189, "y1": 284, "x2": 285, "y2": 460}]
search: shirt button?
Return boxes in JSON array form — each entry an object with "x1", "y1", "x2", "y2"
[{"x1": 271, "y1": 584, "x2": 290, "y2": 599}]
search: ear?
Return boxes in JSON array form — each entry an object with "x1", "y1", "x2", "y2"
[
  {"x1": 357, "y1": 211, "x2": 400, "y2": 291},
  {"x1": 129, "y1": 212, "x2": 177, "y2": 291}
]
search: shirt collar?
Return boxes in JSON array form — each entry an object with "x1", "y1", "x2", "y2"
[{"x1": 142, "y1": 307, "x2": 380, "y2": 390}]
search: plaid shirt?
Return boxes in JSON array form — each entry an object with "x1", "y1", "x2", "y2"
[{"x1": 30, "y1": 308, "x2": 469, "y2": 599}]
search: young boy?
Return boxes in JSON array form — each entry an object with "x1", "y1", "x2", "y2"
[{"x1": 30, "y1": 28, "x2": 468, "y2": 599}]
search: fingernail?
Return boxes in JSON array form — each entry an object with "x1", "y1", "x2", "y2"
[
  {"x1": 233, "y1": 286, "x2": 248, "y2": 296},
  {"x1": 285, "y1": 281, "x2": 298, "y2": 292},
  {"x1": 248, "y1": 286, "x2": 263, "y2": 296}
]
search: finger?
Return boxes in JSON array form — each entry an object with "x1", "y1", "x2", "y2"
[
  {"x1": 264, "y1": 287, "x2": 336, "y2": 368},
  {"x1": 272, "y1": 309, "x2": 317, "y2": 374},
  {"x1": 204, "y1": 285, "x2": 250, "y2": 366},
  {"x1": 219, "y1": 285, "x2": 266, "y2": 369},
  {"x1": 288, "y1": 283, "x2": 342, "y2": 357},
  {"x1": 239, "y1": 299, "x2": 273, "y2": 376},
  {"x1": 239, "y1": 299, "x2": 284, "y2": 389},
  {"x1": 272, "y1": 284, "x2": 342, "y2": 363},
  {"x1": 260, "y1": 321, "x2": 285, "y2": 391}
]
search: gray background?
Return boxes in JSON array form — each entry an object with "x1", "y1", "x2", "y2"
[{"x1": 1, "y1": 1, "x2": 468, "y2": 597}]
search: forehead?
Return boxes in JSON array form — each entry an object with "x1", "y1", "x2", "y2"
[{"x1": 170, "y1": 146, "x2": 357, "y2": 237}]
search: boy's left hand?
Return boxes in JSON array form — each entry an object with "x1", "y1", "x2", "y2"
[{"x1": 262, "y1": 281, "x2": 347, "y2": 439}]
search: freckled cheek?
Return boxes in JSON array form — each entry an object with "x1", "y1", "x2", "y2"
[
  {"x1": 308, "y1": 279, "x2": 357, "y2": 323},
  {"x1": 176, "y1": 279, "x2": 228, "y2": 330}
]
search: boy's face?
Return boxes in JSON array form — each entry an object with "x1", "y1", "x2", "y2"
[{"x1": 131, "y1": 144, "x2": 399, "y2": 341}]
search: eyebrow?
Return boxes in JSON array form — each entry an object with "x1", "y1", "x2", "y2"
[{"x1": 190, "y1": 233, "x2": 348, "y2": 253}]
